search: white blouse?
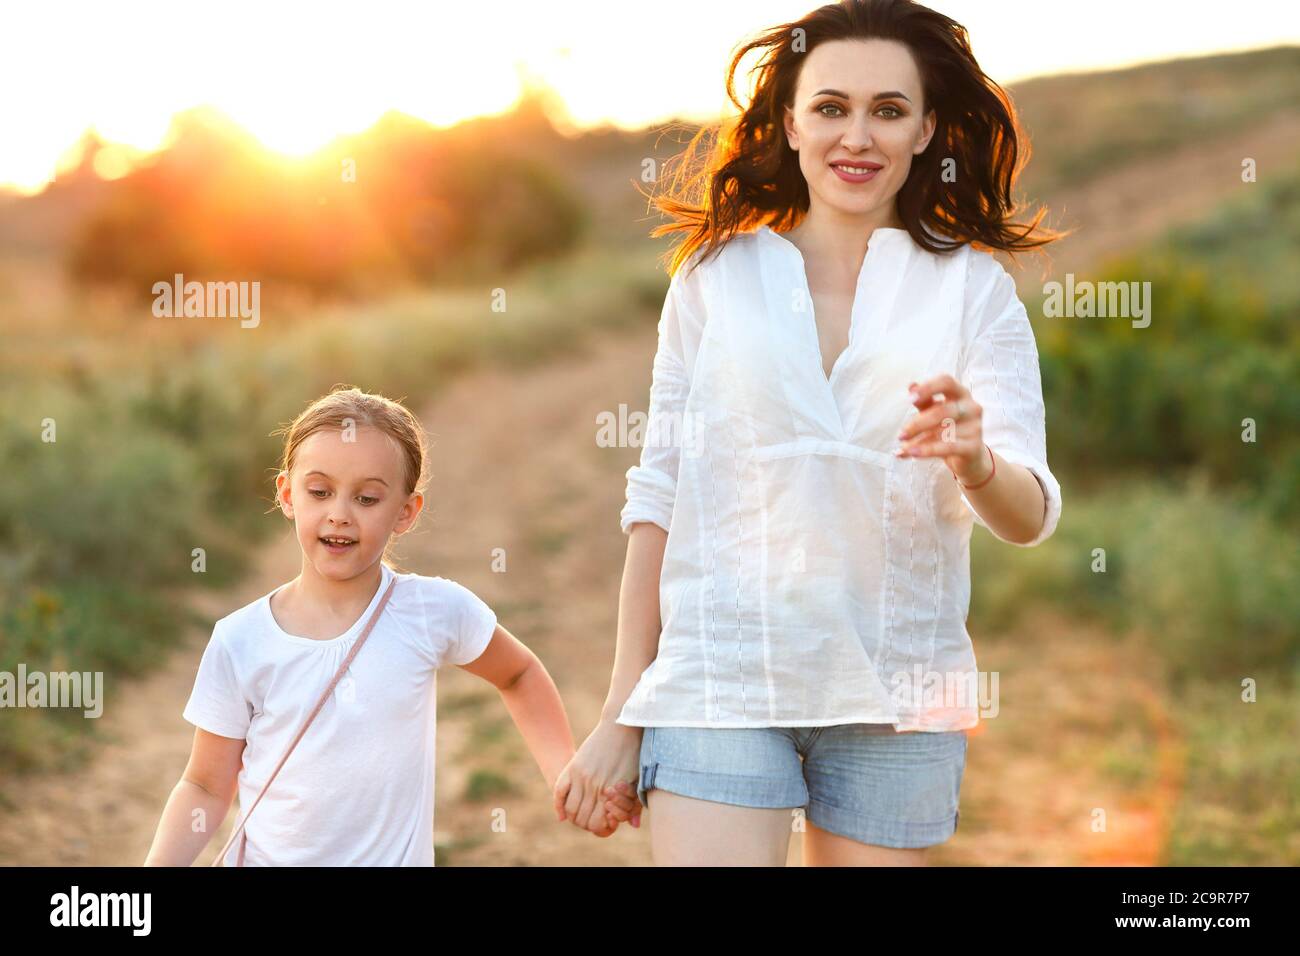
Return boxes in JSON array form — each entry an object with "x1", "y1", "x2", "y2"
[{"x1": 615, "y1": 223, "x2": 1062, "y2": 732}]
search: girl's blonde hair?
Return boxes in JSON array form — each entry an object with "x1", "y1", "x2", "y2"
[{"x1": 267, "y1": 385, "x2": 429, "y2": 571}]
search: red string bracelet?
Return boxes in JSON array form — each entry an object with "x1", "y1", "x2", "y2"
[{"x1": 956, "y1": 442, "x2": 996, "y2": 490}]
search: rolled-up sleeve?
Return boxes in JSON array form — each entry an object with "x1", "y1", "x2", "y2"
[
  {"x1": 619, "y1": 265, "x2": 701, "y2": 535},
  {"x1": 958, "y1": 253, "x2": 1062, "y2": 547}
]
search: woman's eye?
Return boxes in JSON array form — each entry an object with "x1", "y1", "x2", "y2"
[
  {"x1": 358, "y1": 496, "x2": 378, "y2": 505},
  {"x1": 817, "y1": 103, "x2": 902, "y2": 118},
  {"x1": 309, "y1": 489, "x2": 329, "y2": 498}
]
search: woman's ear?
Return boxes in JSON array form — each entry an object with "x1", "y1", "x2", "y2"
[
  {"x1": 914, "y1": 108, "x2": 937, "y2": 155},
  {"x1": 783, "y1": 103, "x2": 800, "y2": 151}
]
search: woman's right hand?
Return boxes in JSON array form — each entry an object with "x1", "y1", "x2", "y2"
[{"x1": 553, "y1": 717, "x2": 644, "y2": 837}]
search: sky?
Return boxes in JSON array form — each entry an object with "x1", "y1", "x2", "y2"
[{"x1": 2, "y1": 0, "x2": 1297, "y2": 193}]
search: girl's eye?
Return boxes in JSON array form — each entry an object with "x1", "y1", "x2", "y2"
[{"x1": 305, "y1": 489, "x2": 377, "y2": 504}]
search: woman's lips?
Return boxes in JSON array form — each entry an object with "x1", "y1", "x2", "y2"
[{"x1": 831, "y1": 163, "x2": 881, "y2": 183}]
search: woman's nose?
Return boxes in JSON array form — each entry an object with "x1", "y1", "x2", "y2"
[{"x1": 841, "y1": 114, "x2": 876, "y2": 150}]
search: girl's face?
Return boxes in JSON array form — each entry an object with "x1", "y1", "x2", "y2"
[
  {"x1": 782, "y1": 38, "x2": 936, "y2": 225},
  {"x1": 275, "y1": 425, "x2": 422, "y2": 579}
]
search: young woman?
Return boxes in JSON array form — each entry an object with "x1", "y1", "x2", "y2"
[{"x1": 560, "y1": 0, "x2": 1064, "y2": 865}]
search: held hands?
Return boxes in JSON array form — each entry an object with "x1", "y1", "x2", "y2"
[
  {"x1": 552, "y1": 719, "x2": 644, "y2": 838},
  {"x1": 894, "y1": 374, "x2": 993, "y2": 487}
]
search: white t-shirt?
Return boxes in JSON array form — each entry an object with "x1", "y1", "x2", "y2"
[{"x1": 182, "y1": 561, "x2": 497, "y2": 866}]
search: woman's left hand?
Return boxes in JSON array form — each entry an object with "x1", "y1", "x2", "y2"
[{"x1": 894, "y1": 373, "x2": 993, "y2": 486}]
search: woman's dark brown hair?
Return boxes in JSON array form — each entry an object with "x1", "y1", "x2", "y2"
[{"x1": 643, "y1": 0, "x2": 1063, "y2": 278}]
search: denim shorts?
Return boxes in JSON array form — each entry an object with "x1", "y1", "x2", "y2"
[{"x1": 637, "y1": 723, "x2": 968, "y2": 849}]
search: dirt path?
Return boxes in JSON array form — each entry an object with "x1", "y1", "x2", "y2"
[{"x1": 5, "y1": 107, "x2": 1291, "y2": 867}]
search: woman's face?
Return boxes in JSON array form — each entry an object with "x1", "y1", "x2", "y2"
[{"x1": 782, "y1": 38, "x2": 936, "y2": 224}]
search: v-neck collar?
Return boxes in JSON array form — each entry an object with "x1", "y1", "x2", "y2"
[{"x1": 758, "y1": 223, "x2": 911, "y2": 437}]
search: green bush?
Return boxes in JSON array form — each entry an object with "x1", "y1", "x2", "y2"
[
  {"x1": 971, "y1": 475, "x2": 1300, "y2": 684},
  {"x1": 1029, "y1": 160, "x2": 1300, "y2": 528}
]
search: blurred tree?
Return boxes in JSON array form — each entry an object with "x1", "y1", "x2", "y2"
[{"x1": 67, "y1": 103, "x2": 587, "y2": 297}]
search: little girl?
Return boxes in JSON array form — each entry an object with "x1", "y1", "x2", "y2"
[{"x1": 144, "y1": 385, "x2": 639, "y2": 865}]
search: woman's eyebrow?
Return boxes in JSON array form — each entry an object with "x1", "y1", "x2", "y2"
[
  {"x1": 304, "y1": 469, "x2": 390, "y2": 487},
  {"x1": 813, "y1": 88, "x2": 911, "y2": 103}
]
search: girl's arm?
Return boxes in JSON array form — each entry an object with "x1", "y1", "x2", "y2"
[
  {"x1": 459, "y1": 624, "x2": 576, "y2": 793},
  {"x1": 143, "y1": 728, "x2": 245, "y2": 866}
]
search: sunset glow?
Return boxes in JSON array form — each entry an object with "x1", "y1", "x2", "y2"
[{"x1": 4, "y1": 0, "x2": 1296, "y2": 193}]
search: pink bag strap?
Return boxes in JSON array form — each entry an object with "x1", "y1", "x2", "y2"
[{"x1": 212, "y1": 575, "x2": 398, "y2": 867}]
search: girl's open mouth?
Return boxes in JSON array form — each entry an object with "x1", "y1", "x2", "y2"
[{"x1": 320, "y1": 536, "x2": 357, "y2": 554}]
